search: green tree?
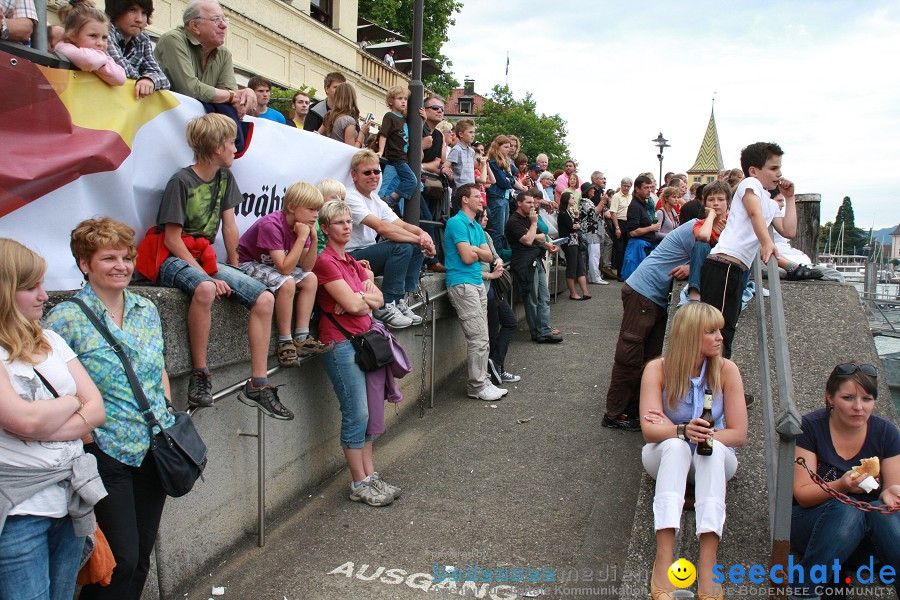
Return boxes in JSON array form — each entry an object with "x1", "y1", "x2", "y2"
[
  {"x1": 473, "y1": 85, "x2": 571, "y2": 170},
  {"x1": 358, "y1": 0, "x2": 462, "y2": 98},
  {"x1": 819, "y1": 196, "x2": 867, "y2": 254}
]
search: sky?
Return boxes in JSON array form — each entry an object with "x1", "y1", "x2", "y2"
[{"x1": 442, "y1": 0, "x2": 900, "y2": 231}]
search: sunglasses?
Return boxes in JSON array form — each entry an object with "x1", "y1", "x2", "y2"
[
  {"x1": 834, "y1": 363, "x2": 878, "y2": 378},
  {"x1": 361, "y1": 169, "x2": 381, "y2": 176},
  {"x1": 425, "y1": 105, "x2": 444, "y2": 111}
]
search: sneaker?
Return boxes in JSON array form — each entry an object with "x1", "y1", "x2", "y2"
[
  {"x1": 396, "y1": 298, "x2": 423, "y2": 325},
  {"x1": 487, "y1": 358, "x2": 502, "y2": 386},
  {"x1": 489, "y1": 383, "x2": 509, "y2": 397},
  {"x1": 601, "y1": 413, "x2": 641, "y2": 432},
  {"x1": 277, "y1": 341, "x2": 298, "y2": 367},
  {"x1": 237, "y1": 381, "x2": 294, "y2": 420},
  {"x1": 500, "y1": 370, "x2": 521, "y2": 383},
  {"x1": 371, "y1": 471, "x2": 401, "y2": 500},
  {"x1": 349, "y1": 478, "x2": 393, "y2": 506},
  {"x1": 294, "y1": 335, "x2": 334, "y2": 357},
  {"x1": 467, "y1": 384, "x2": 505, "y2": 401},
  {"x1": 596, "y1": 277, "x2": 609, "y2": 285},
  {"x1": 373, "y1": 301, "x2": 413, "y2": 329},
  {"x1": 187, "y1": 370, "x2": 213, "y2": 408}
]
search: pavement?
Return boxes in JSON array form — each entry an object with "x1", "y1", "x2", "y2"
[{"x1": 181, "y1": 279, "x2": 646, "y2": 600}]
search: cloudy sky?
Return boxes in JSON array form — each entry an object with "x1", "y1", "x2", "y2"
[{"x1": 443, "y1": 1, "x2": 900, "y2": 231}]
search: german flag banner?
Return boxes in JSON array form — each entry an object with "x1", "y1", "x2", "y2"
[{"x1": 0, "y1": 50, "x2": 355, "y2": 290}]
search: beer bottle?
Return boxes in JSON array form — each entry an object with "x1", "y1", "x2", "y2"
[{"x1": 697, "y1": 388, "x2": 714, "y2": 456}]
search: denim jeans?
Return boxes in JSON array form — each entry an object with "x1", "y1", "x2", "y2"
[
  {"x1": 487, "y1": 195, "x2": 509, "y2": 252},
  {"x1": 350, "y1": 240, "x2": 424, "y2": 304},
  {"x1": 320, "y1": 340, "x2": 374, "y2": 449},
  {"x1": 0, "y1": 514, "x2": 85, "y2": 600},
  {"x1": 520, "y1": 261, "x2": 551, "y2": 339},
  {"x1": 387, "y1": 161, "x2": 417, "y2": 201},
  {"x1": 158, "y1": 258, "x2": 268, "y2": 308},
  {"x1": 688, "y1": 241, "x2": 711, "y2": 295},
  {"x1": 788, "y1": 499, "x2": 900, "y2": 600}
]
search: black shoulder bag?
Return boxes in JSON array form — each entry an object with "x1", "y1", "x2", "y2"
[
  {"x1": 324, "y1": 312, "x2": 394, "y2": 372},
  {"x1": 68, "y1": 297, "x2": 208, "y2": 498}
]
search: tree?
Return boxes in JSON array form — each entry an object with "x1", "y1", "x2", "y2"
[
  {"x1": 473, "y1": 85, "x2": 572, "y2": 170},
  {"x1": 358, "y1": 0, "x2": 462, "y2": 98},
  {"x1": 819, "y1": 196, "x2": 867, "y2": 254}
]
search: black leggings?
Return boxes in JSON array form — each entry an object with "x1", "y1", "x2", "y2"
[
  {"x1": 80, "y1": 445, "x2": 167, "y2": 600},
  {"x1": 563, "y1": 244, "x2": 586, "y2": 279},
  {"x1": 487, "y1": 283, "x2": 517, "y2": 371}
]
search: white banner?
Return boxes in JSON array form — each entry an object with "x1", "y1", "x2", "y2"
[{"x1": 0, "y1": 56, "x2": 357, "y2": 290}]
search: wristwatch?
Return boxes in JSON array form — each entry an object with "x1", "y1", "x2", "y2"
[{"x1": 677, "y1": 424, "x2": 687, "y2": 441}]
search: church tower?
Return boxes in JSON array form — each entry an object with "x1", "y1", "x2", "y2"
[{"x1": 687, "y1": 101, "x2": 725, "y2": 184}]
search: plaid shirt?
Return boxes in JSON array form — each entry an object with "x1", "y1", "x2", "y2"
[
  {"x1": 2, "y1": 0, "x2": 37, "y2": 20},
  {"x1": 107, "y1": 25, "x2": 170, "y2": 91}
]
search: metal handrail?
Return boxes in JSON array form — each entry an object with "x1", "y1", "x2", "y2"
[
  {"x1": 187, "y1": 285, "x2": 448, "y2": 547},
  {"x1": 753, "y1": 235, "x2": 803, "y2": 585}
]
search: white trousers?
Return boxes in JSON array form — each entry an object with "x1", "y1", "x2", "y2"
[
  {"x1": 587, "y1": 242, "x2": 602, "y2": 282},
  {"x1": 641, "y1": 438, "x2": 738, "y2": 538}
]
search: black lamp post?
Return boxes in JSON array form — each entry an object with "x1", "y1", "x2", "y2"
[{"x1": 652, "y1": 132, "x2": 670, "y2": 184}]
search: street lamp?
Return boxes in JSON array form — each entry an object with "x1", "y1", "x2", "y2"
[{"x1": 652, "y1": 132, "x2": 670, "y2": 185}]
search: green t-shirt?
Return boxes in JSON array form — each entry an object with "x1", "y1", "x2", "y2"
[{"x1": 157, "y1": 167, "x2": 243, "y2": 240}]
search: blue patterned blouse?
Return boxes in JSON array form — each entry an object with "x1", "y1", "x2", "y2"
[{"x1": 45, "y1": 284, "x2": 174, "y2": 467}]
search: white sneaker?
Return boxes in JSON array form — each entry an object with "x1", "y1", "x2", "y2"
[
  {"x1": 596, "y1": 277, "x2": 609, "y2": 285},
  {"x1": 396, "y1": 297, "x2": 423, "y2": 325},
  {"x1": 373, "y1": 301, "x2": 413, "y2": 329},
  {"x1": 487, "y1": 382, "x2": 509, "y2": 397},
  {"x1": 468, "y1": 385, "x2": 505, "y2": 401}
]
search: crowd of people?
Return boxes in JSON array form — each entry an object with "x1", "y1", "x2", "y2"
[{"x1": 1, "y1": 1, "x2": 898, "y2": 599}]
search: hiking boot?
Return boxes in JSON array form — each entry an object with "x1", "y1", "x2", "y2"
[
  {"x1": 237, "y1": 381, "x2": 294, "y2": 420},
  {"x1": 500, "y1": 370, "x2": 521, "y2": 383},
  {"x1": 277, "y1": 341, "x2": 298, "y2": 367},
  {"x1": 371, "y1": 471, "x2": 401, "y2": 500},
  {"x1": 396, "y1": 297, "x2": 423, "y2": 325},
  {"x1": 467, "y1": 384, "x2": 506, "y2": 401},
  {"x1": 601, "y1": 413, "x2": 641, "y2": 432},
  {"x1": 373, "y1": 301, "x2": 413, "y2": 329},
  {"x1": 187, "y1": 370, "x2": 213, "y2": 408},
  {"x1": 349, "y1": 478, "x2": 393, "y2": 507},
  {"x1": 294, "y1": 335, "x2": 334, "y2": 357}
]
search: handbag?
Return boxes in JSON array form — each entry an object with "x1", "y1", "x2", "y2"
[
  {"x1": 324, "y1": 312, "x2": 394, "y2": 372},
  {"x1": 68, "y1": 297, "x2": 208, "y2": 498}
]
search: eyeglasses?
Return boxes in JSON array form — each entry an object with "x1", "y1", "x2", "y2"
[
  {"x1": 193, "y1": 16, "x2": 229, "y2": 25},
  {"x1": 834, "y1": 363, "x2": 878, "y2": 378},
  {"x1": 361, "y1": 169, "x2": 381, "y2": 176},
  {"x1": 425, "y1": 105, "x2": 444, "y2": 111}
]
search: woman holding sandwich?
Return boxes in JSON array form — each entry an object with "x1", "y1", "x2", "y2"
[
  {"x1": 790, "y1": 362, "x2": 900, "y2": 600},
  {"x1": 639, "y1": 302, "x2": 748, "y2": 600}
]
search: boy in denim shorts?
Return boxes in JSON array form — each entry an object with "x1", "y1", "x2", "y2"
[
  {"x1": 238, "y1": 181, "x2": 332, "y2": 367},
  {"x1": 155, "y1": 113, "x2": 292, "y2": 420}
]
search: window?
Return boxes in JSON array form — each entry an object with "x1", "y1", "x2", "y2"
[
  {"x1": 693, "y1": 176, "x2": 701, "y2": 183},
  {"x1": 459, "y1": 99, "x2": 472, "y2": 114},
  {"x1": 310, "y1": 0, "x2": 332, "y2": 27},
  {"x1": 706, "y1": 176, "x2": 715, "y2": 183}
]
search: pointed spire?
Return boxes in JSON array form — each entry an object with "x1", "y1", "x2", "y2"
[{"x1": 688, "y1": 99, "x2": 725, "y2": 174}]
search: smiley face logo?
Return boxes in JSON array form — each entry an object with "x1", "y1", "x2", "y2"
[{"x1": 667, "y1": 558, "x2": 697, "y2": 588}]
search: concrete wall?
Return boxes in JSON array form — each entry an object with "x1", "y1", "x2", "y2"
[{"x1": 51, "y1": 274, "x2": 471, "y2": 599}]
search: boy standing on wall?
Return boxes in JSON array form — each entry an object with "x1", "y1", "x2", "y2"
[
  {"x1": 700, "y1": 142, "x2": 797, "y2": 358},
  {"x1": 377, "y1": 86, "x2": 417, "y2": 211}
]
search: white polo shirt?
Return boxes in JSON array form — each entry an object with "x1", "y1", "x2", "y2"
[{"x1": 345, "y1": 186, "x2": 400, "y2": 252}]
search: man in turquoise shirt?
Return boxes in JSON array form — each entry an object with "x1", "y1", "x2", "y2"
[{"x1": 444, "y1": 184, "x2": 508, "y2": 401}]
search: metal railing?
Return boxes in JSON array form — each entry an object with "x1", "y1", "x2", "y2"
[
  {"x1": 185, "y1": 289, "x2": 446, "y2": 547},
  {"x1": 752, "y1": 238, "x2": 803, "y2": 588}
]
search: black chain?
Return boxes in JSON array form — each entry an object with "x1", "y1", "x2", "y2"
[{"x1": 795, "y1": 457, "x2": 899, "y2": 514}]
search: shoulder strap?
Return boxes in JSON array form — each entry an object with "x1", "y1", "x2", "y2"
[
  {"x1": 323, "y1": 311, "x2": 353, "y2": 341},
  {"x1": 67, "y1": 296, "x2": 161, "y2": 430},
  {"x1": 33, "y1": 369, "x2": 59, "y2": 398}
]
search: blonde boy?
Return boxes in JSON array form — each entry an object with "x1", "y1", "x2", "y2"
[
  {"x1": 155, "y1": 114, "x2": 290, "y2": 419},
  {"x1": 316, "y1": 179, "x2": 346, "y2": 254},
  {"x1": 238, "y1": 182, "x2": 332, "y2": 366},
  {"x1": 377, "y1": 86, "x2": 415, "y2": 208}
]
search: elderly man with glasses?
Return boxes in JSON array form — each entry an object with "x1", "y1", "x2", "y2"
[{"x1": 155, "y1": 0, "x2": 256, "y2": 117}]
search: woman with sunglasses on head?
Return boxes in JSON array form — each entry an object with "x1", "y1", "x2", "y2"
[{"x1": 789, "y1": 362, "x2": 900, "y2": 600}]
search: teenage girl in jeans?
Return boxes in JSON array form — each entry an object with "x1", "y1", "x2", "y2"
[{"x1": 313, "y1": 201, "x2": 401, "y2": 507}]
